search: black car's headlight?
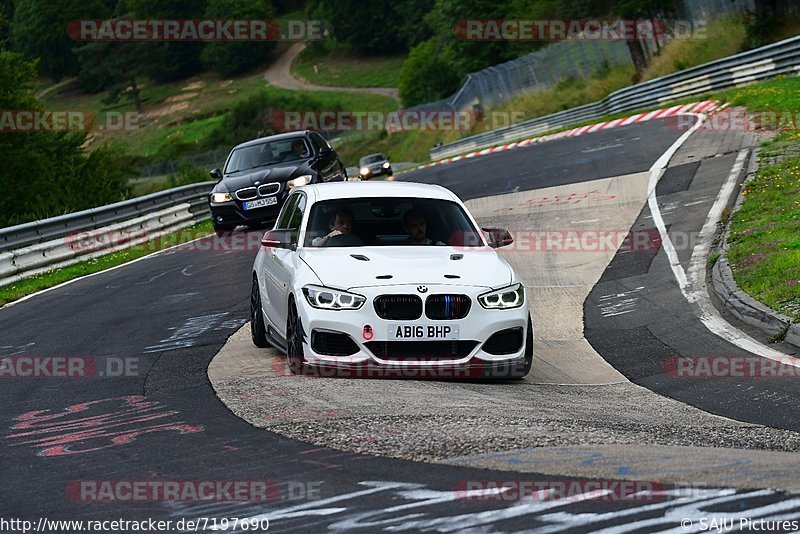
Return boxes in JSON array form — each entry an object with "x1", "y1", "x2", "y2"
[
  {"x1": 302, "y1": 285, "x2": 366, "y2": 310},
  {"x1": 478, "y1": 283, "x2": 525, "y2": 309},
  {"x1": 210, "y1": 193, "x2": 232, "y2": 203},
  {"x1": 382, "y1": 162, "x2": 390, "y2": 169}
]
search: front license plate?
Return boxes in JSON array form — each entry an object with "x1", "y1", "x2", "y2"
[
  {"x1": 388, "y1": 324, "x2": 460, "y2": 340},
  {"x1": 243, "y1": 197, "x2": 277, "y2": 210}
]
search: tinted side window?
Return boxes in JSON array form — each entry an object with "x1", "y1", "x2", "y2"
[
  {"x1": 287, "y1": 194, "x2": 306, "y2": 231},
  {"x1": 276, "y1": 194, "x2": 300, "y2": 229},
  {"x1": 310, "y1": 133, "x2": 329, "y2": 152}
]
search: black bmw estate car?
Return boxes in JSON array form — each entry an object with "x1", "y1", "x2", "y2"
[{"x1": 208, "y1": 131, "x2": 347, "y2": 231}]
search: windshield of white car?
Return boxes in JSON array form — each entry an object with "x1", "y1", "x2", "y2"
[
  {"x1": 225, "y1": 138, "x2": 311, "y2": 173},
  {"x1": 303, "y1": 197, "x2": 484, "y2": 247}
]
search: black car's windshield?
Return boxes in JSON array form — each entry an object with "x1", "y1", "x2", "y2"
[
  {"x1": 225, "y1": 138, "x2": 311, "y2": 173},
  {"x1": 360, "y1": 154, "x2": 386, "y2": 165},
  {"x1": 304, "y1": 197, "x2": 484, "y2": 248}
]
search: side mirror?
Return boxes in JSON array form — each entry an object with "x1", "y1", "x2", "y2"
[
  {"x1": 482, "y1": 227, "x2": 514, "y2": 248},
  {"x1": 261, "y1": 229, "x2": 296, "y2": 250},
  {"x1": 210, "y1": 168, "x2": 222, "y2": 180},
  {"x1": 319, "y1": 146, "x2": 332, "y2": 156}
]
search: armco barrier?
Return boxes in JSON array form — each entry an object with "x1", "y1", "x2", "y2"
[
  {"x1": 0, "y1": 182, "x2": 215, "y2": 287},
  {"x1": 0, "y1": 181, "x2": 215, "y2": 253},
  {"x1": 430, "y1": 35, "x2": 800, "y2": 160}
]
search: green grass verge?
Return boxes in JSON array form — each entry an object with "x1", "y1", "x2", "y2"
[
  {"x1": 725, "y1": 124, "x2": 800, "y2": 321},
  {"x1": 0, "y1": 220, "x2": 213, "y2": 307},
  {"x1": 292, "y1": 45, "x2": 405, "y2": 88}
]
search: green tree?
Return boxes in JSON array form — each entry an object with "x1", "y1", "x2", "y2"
[
  {"x1": 200, "y1": 0, "x2": 276, "y2": 76},
  {"x1": 11, "y1": 0, "x2": 111, "y2": 80},
  {"x1": 610, "y1": 0, "x2": 676, "y2": 77},
  {"x1": 126, "y1": 0, "x2": 208, "y2": 81},
  {"x1": 0, "y1": 50, "x2": 131, "y2": 227},
  {"x1": 306, "y1": 0, "x2": 432, "y2": 55},
  {"x1": 399, "y1": 38, "x2": 460, "y2": 106},
  {"x1": 0, "y1": 0, "x2": 13, "y2": 46},
  {"x1": 77, "y1": 40, "x2": 156, "y2": 112}
]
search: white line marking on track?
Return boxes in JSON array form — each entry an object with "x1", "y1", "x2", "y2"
[{"x1": 646, "y1": 115, "x2": 793, "y2": 363}]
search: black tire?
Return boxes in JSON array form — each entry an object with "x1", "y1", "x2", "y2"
[
  {"x1": 250, "y1": 276, "x2": 269, "y2": 348},
  {"x1": 286, "y1": 299, "x2": 307, "y2": 375},
  {"x1": 508, "y1": 315, "x2": 534, "y2": 379}
]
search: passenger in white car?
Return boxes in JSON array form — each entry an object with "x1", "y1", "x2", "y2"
[{"x1": 403, "y1": 209, "x2": 444, "y2": 246}]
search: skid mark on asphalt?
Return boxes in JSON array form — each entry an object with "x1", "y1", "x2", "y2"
[
  {"x1": 163, "y1": 480, "x2": 800, "y2": 533},
  {"x1": 0, "y1": 342, "x2": 36, "y2": 356},
  {"x1": 4, "y1": 395, "x2": 203, "y2": 457},
  {"x1": 144, "y1": 312, "x2": 245, "y2": 353},
  {"x1": 597, "y1": 287, "x2": 645, "y2": 317},
  {"x1": 444, "y1": 445, "x2": 800, "y2": 493}
]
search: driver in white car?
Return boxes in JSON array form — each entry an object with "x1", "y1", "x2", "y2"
[{"x1": 312, "y1": 209, "x2": 357, "y2": 247}]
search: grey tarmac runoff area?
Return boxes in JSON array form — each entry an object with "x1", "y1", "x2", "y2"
[{"x1": 4, "y1": 114, "x2": 800, "y2": 532}]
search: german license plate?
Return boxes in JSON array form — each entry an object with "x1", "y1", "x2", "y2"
[
  {"x1": 388, "y1": 325, "x2": 459, "y2": 340},
  {"x1": 243, "y1": 197, "x2": 277, "y2": 210}
]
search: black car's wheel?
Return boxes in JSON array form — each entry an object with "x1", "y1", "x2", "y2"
[
  {"x1": 508, "y1": 315, "x2": 533, "y2": 379},
  {"x1": 250, "y1": 276, "x2": 269, "y2": 348},
  {"x1": 286, "y1": 299, "x2": 307, "y2": 375}
]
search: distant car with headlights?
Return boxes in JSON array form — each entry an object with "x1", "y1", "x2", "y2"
[
  {"x1": 208, "y1": 131, "x2": 347, "y2": 232},
  {"x1": 358, "y1": 153, "x2": 392, "y2": 179},
  {"x1": 249, "y1": 181, "x2": 532, "y2": 379}
]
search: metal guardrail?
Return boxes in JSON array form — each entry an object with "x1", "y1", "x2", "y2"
[
  {"x1": 430, "y1": 35, "x2": 800, "y2": 160},
  {"x1": 0, "y1": 181, "x2": 216, "y2": 253}
]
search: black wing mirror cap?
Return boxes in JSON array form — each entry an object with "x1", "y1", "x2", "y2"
[{"x1": 482, "y1": 227, "x2": 514, "y2": 248}]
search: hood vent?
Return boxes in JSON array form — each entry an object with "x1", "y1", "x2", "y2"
[
  {"x1": 376, "y1": 274, "x2": 393, "y2": 279},
  {"x1": 350, "y1": 254, "x2": 370, "y2": 261},
  {"x1": 450, "y1": 254, "x2": 463, "y2": 260},
  {"x1": 444, "y1": 274, "x2": 460, "y2": 279}
]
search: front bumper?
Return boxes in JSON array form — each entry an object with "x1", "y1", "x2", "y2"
[
  {"x1": 295, "y1": 284, "x2": 530, "y2": 377},
  {"x1": 209, "y1": 193, "x2": 286, "y2": 226}
]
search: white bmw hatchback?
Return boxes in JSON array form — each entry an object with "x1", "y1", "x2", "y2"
[{"x1": 250, "y1": 181, "x2": 533, "y2": 379}]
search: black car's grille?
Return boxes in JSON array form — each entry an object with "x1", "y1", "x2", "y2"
[
  {"x1": 425, "y1": 294, "x2": 471, "y2": 320},
  {"x1": 257, "y1": 182, "x2": 281, "y2": 196},
  {"x1": 482, "y1": 327, "x2": 524, "y2": 355},
  {"x1": 374, "y1": 295, "x2": 422, "y2": 320},
  {"x1": 235, "y1": 187, "x2": 257, "y2": 201},
  {"x1": 365, "y1": 340, "x2": 479, "y2": 361},
  {"x1": 311, "y1": 330, "x2": 360, "y2": 356}
]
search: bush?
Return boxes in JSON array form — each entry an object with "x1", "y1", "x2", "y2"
[
  {"x1": 200, "y1": 0, "x2": 277, "y2": 76},
  {"x1": 399, "y1": 39, "x2": 460, "y2": 106},
  {"x1": 0, "y1": 50, "x2": 133, "y2": 227}
]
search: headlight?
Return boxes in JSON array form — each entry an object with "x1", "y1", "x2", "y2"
[
  {"x1": 211, "y1": 193, "x2": 232, "y2": 203},
  {"x1": 359, "y1": 167, "x2": 370, "y2": 175},
  {"x1": 382, "y1": 161, "x2": 390, "y2": 168},
  {"x1": 302, "y1": 285, "x2": 366, "y2": 310},
  {"x1": 478, "y1": 283, "x2": 525, "y2": 309},
  {"x1": 287, "y1": 175, "x2": 312, "y2": 189}
]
